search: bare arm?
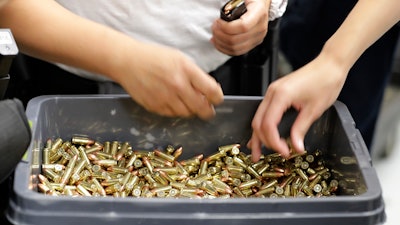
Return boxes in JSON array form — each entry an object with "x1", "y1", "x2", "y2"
[
  {"x1": 249, "y1": 0, "x2": 400, "y2": 160},
  {"x1": 0, "y1": 0, "x2": 224, "y2": 119}
]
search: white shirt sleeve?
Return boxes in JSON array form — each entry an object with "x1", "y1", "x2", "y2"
[{"x1": 269, "y1": 0, "x2": 288, "y2": 21}]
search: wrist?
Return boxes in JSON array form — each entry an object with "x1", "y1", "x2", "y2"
[{"x1": 320, "y1": 39, "x2": 355, "y2": 76}]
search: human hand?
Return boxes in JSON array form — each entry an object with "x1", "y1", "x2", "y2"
[
  {"x1": 247, "y1": 54, "x2": 348, "y2": 161},
  {"x1": 112, "y1": 42, "x2": 224, "y2": 120},
  {"x1": 211, "y1": 0, "x2": 270, "y2": 56},
  {"x1": 0, "y1": 0, "x2": 8, "y2": 8}
]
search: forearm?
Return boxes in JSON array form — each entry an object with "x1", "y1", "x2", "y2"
[
  {"x1": 321, "y1": 0, "x2": 400, "y2": 74},
  {"x1": 0, "y1": 0, "x2": 139, "y2": 81}
]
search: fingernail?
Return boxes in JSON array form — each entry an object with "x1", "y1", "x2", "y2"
[{"x1": 297, "y1": 140, "x2": 305, "y2": 153}]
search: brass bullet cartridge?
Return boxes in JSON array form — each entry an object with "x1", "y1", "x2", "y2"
[
  {"x1": 207, "y1": 166, "x2": 221, "y2": 175},
  {"x1": 60, "y1": 154, "x2": 78, "y2": 185},
  {"x1": 115, "y1": 142, "x2": 131, "y2": 161},
  {"x1": 84, "y1": 145, "x2": 102, "y2": 154},
  {"x1": 152, "y1": 171, "x2": 169, "y2": 186},
  {"x1": 199, "y1": 181, "x2": 218, "y2": 196},
  {"x1": 275, "y1": 186, "x2": 284, "y2": 195},
  {"x1": 296, "y1": 168, "x2": 309, "y2": 180},
  {"x1": 233, "y1": 156, "x2": 247, "y2": 168},
  {"x1": 38, "y1": 174, "x2": 56, "y2": 192},
  {"x1": 142, "y1": 156, "x2": 154, "y2": 174},
  {"x1": 233, "y1": 186, "x2": 246, "y2": 197},
  {"x1": 174, "y1": 161, "x2": 189, "y2": 175},
  {"x1": 224, "y1": 156, "x2": 234, "y2": 165},
  {"x1": 168, "y1": 188, "x2": 179, "y2": 197},
  {"x1": 284, "y1": 184, "x2": 292, "y2": 197},
  {"x1": 256, "y1": 163, "x2": 270, "y2": 175},
  {"x1": 154, "y1": 149, "x2": 175, "y2": 162},
  {"x1": 101, "y1": 178, "x2": 120, "y2": 187},
  {"x1": 198, "y1": 160, "x2": 209, "y2": 175},
  {"x1": 103, "y1": 141, "x2": 110, "y2": 154},
  {"x1": 119, "y1": 172, "x2": 132, "y2": 191},
  {"x1": 132, "y1": 187, "x2": 142, "y2": 197},
  {"x1": 261, "y1": 171, "x2": 284, "y2": 178},
  {"x1": 225, "y1": 164, "x2": 244, "y2": 173},
  {"x1": 240, "y1": 188, "x2": 253, "y2": 197},
  {"x1": 76, "y1": 184, "x2": 92, "y2": 196},
  {"x1": 303, "y1": 186, "x2": 314, "y2": 196},
  {"x1": 42, "y1": 168, "x2": 61, "y2": 183},
  {"x1": 152, "y1": 156, "x2": 173, "y2": 167},
  {"x1": 153, "y1": 167, "x2": 179, "y2": 175},
  {"x1": 125, "y1": 175, "x2": 139, "y2": 192},
  {"x1": 68, "y1": 144, "x2": 80, "y2": 156},
  {"x1": 279, "y1": 174, "x2": 295, "y2": 188},
  {"x1": 43, "y1": 147, "x2": 50, "y2": 165},
  {"x1": 50, "y1": 138, "x2": 63, "y2": 155},
  {"x1": 72, "y1": 136, "x2": 95, "y2": 146},
  {"x1": 125, "y1": 154, "x2": 138, "y2": 168},
  {"x1": 261, "y1": 179, "x2": 278, "y2": 190},
  {"x1": 133, "y1": 159, "x2": 143, "y2": 168},
  {"x1": 92, "y1": 178, "x2": 106, "y2": 196},
  {"x1": 301, "y1": 161, "x2": 309, "y2": 170},
  {"x1": 38, "y1": 183, "x2": 53, "y2": 195},
  {"x1": 238, "y1": 179, "x2": 260, "y2": 190},
  {"x1": 107, "y1": 166, "x2": 129, "y2": 174},
  {"x1": 255, "y1": 186, "x2": 275, "y2": 197},
  {"x1": 151, "y1": 185, "x2": 172, "y2": 195},
  {"x1": 169, "y1": 181, "x2": 186, "y2": 190},
  {"x1": 144, "y1": 173, "x2": 157, "y2": 185},
  {"x1": 164, "y1": 145, "x2": 175, "y2": 155},
  {"x1": 78, "y1": 146, "x2": 91, "y2": 166},
  {"x1": 245, "y1": 165, "x2": 262, "y2": 180},
  {"x1": 172, "y1": 146, "x2": 183, "y2": 160},
  {"x1": 181, "y1": 155, "x2": 202, "y2": 166},
  {"x1": 110, "y1": 141, "x2": 119, "y2": 157},
  {"x1": 305, "y1": 154, "x2": 315, "y2": 163},
  {"x1": 72, "y1": 159, "x2": 87, "y2": 177},
  {"x1": 212, "y1": 177, "x2": 232, "y2": 194},
  {"x1": 42, "y1": 163, "x2": 65, "y2": 172},
  {"x1": 93, "y1": 159, "x2": 118, "y2": 167},
  {"x1": 313, "y1": 184, "x2": 322, "y2": 193},
  {"x1": 218, "y1": 144, "x2": 240, "y2": 154},
  {"x1": 309, "y1": 175, "x2": 322, "y2": 189},
  {"x1": 105, "y1": 183, "x2": 122, "y2": 195}
]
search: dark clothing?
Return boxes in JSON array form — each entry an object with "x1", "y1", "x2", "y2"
[
  {"x1": 280, "y1": 0, "x2": 400, "y2": 150},
  {"x1": 0, "y1": 98, "x2": 30, "y2": 225}
]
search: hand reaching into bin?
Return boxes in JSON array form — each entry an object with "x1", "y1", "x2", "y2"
[{"x1": 248, "y1": 0, "x2": 400, "y2": 161}]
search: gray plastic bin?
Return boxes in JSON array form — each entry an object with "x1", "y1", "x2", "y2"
[{"x1": 7, "y1": 95, "x2": 385, "y2": 225}]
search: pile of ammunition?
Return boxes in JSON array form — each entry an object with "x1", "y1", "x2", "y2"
[{"x1": 38, "y1": 136, "x2": 339, "y2": 198}]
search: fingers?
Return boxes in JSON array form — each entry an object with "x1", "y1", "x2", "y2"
[
  {"x1": 247, "y1": 133, "x2": 262, "y2": 162},
  {"x1": 158, "y1": 56, "x2": 223, "y2": 120},
  {"x1": 290, "y1": 107, "x2": 323, "y2": 154},
  {"x1": 211, "y1": 1, "x2": 268, "y2": 56},
  {"x1": 211, "y1": 24, "x2": 265, "y2": 55},
  {"x1": 261, "y1": 90, "x2": 293, "y2": 155},
  {"x1": 180, "y1": 62, "x2": 223, "y2": 120}
]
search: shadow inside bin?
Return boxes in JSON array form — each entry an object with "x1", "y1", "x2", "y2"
[{"x1": 30, "y1": 95, "x2": 264, "y2": 159}]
